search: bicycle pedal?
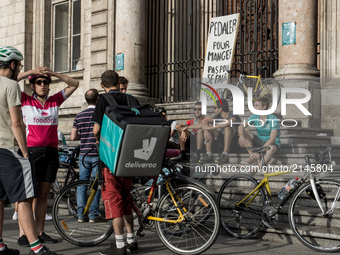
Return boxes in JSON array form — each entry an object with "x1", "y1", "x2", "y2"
[
  {"x1": 262, "y1": 218, "x2": 276, "y2": 228},
  {"x1": 135, "y1": 231, "x2": 145, "y2": 237}
]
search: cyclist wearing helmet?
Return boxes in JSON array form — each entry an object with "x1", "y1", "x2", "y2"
[
  {"x1": 16, "y1": 67, "x2": 79, "y2": 247},
  {"x1": 0, "y1": 46, "x2": 58, "y2": 255}
]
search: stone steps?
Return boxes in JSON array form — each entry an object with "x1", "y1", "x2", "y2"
[{"x1": 193, "y1": 152, "x2": 340, "y2": 165}]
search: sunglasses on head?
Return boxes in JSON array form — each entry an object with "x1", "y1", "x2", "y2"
[
  {"x1": 35, "y1": 80, "x2": 49, "y2": 86},
  {"x1": 194, "y1": 108, "x2": 201, "y2": 111}
]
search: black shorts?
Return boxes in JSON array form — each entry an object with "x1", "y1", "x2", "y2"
[
  {"x1": 252, "y1": 135, "x2": 280, "y2": 152},
  {"x1": 29, "y1": 146, "x2": 59, "y2": 183},
  {"x1": 0, "y1": 148, "x2": 37, "y2": 203},
  {"x1": 212, "y1": 131, "x2": 244, "y2": 153}
]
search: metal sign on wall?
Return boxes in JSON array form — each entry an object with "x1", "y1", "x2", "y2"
[
  {"x1": 282, "y1": 22, "x2": 296, "y2": 45},
  {"x1": 116, "y1": 53, "x2": 124, "y2": 71}
]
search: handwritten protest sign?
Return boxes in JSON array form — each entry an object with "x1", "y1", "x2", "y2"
[
  {"x1": 203, "y1": 13, "x2": 239, "y2": 84},
  {"x1": 200, "y1": 14, "x2": 239, "y2": 113}
]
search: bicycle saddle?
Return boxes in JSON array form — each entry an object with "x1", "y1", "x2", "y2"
[{"x1": 247, "y1": 146, "x2": 270, "y2": 154}]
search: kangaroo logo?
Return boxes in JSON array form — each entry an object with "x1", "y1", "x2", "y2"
[{"x1": 134, "y1": 137, "x2": 157, "y2": 161}]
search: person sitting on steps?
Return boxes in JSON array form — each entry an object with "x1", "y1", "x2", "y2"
[
  {"x1": 173, "y1": 102, "x2": 207, "y2": 163},
  {"x1": 238, "y1": 96, "x2": 281, "y2": 170},
  {"x1": 199, "y1": 99, "x2": 243, "y2": 164}
]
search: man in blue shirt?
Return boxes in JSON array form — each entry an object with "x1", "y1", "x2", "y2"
[{"x1": 238, "y1": 96, "x2": 281, "y2": 166}]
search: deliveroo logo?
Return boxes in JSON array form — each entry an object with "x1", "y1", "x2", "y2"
[{"x1": 134, "y1": 137, "x2": 157, "y2": 160}]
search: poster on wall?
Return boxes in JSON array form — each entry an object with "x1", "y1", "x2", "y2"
[{"x1": 201, "y1": 13, "x2": 240, "y2": 114}]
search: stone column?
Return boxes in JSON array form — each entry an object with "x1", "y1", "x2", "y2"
[
  {"x1": 273, "y1": 0, "x2": 319, "y2": 79},
  {"x1": 271, "y1": 0, "x2": 321, "y2": 129},
  {"x1": 320, "y1": 0, "x2": 340, "y2": 139},
  {"x1": 115, "y1": 0, "x2": 149, "y2": 101}
]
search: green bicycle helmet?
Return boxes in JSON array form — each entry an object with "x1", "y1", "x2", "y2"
[{"x1": 0, "y1": 46, "x2": 23, "y2": 62}]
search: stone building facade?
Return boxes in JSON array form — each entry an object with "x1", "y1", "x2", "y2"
[{"x1": 0, "y1": 0, "x2": 339, "y2": 139}]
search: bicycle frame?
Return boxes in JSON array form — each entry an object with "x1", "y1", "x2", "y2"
[
  {"x1": 238, "y1": 74, "x2": 271, "y2": 97},
  {"x1": 236, "y1": 155, "x2": 336, "y2": 217},
  {"x1": 236, "y1": 170, "x2": 293, "y2": 207}
]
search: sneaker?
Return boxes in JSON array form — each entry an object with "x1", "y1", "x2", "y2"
[
  {"x1": 215, "y1": 154, "x2": 229, "y2": 164},
  {"x1": 28, "y1": 246, "x2": 58, "y2": 255},
  {"x1": 38, "y1": 232, "x2": 57, "y2": 244},
  {"x1": 12, "y1": 212, "x2": 18, "y2": 221},
  {"x1": 45, "y1": 214, "x2": 52, "y2": 221},
  {"x1": 0, "y1": 245, "x2": 20, "y2": 255},
  {"x1": 99, "y1": 243, "x2": 127, "y2": 255},
  {"x1": 89, "y1": 216, "x2": 107, "y2": 223},
  {"x1": 126, "y1": 241, "x2": 139, "y2": 253},
  {"x1": 17, "y1": 235, "x2": 30, "y2": 247},
  {"x1": 198, "y1": 154, "x2": 214, "y2": 164},
  {"x1": 172, "y1": 152, "x2": 187, "y2": 163}
]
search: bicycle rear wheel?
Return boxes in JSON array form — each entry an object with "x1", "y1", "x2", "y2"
[
  {"x1": 155, "y1": 184, "x2": 220, "y2": 255},
  {"x1": 255, "y1": 78, "x2": 281, "y2": 104},
  {"x1": 52, "y1": 180, "x2": 113, "y2": 246},
  {"x1": 217, "y1": 174, "x2": 266, "y2": 238},
  {"x1": 289, "y1": 180, "x2": 340, "y2": 252},
  {"x1": 224, "y1": 82, "x2": 247, "y2": 100}
]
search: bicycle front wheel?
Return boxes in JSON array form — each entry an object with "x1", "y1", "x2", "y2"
[
  {"x1": 155, "y1": 184, "x2": 220, "y2": 255},
  {"x1": 289, "y1": 180, "x2": 340, "y2": 252},
  {"x1": 255, "y1": 78, "x2": 282, "y2": 104},
  {"x1": 52, "y1": 180, "x2": 113, "y2": 246},
  {"x1": 217, "y1": 174, "x2": 266, "y2": 238}
]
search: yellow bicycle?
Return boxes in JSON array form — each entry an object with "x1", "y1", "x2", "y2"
[
  {"x1": 227, "y1": 66, "x2": 282, "y2": 103},
  {"x1": 52, "y1": 159, "x2": 221, "y2": 255},
  {"x1": 217, "y1": 147, "x2": 340, "y2": 252}
]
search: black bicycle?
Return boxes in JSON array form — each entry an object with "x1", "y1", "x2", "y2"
[{"x1": 52, "y1": 146, "x2": 80, "y2": 194}]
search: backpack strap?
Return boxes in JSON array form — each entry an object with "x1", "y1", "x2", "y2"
[{"x1": 102, "y1": 93, "x2": 119, "y2": 106}]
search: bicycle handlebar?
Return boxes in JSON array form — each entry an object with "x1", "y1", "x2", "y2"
[
  {"x1": 227, "y1": 69, "x2": 247, "y2": 75},
  {"x1": 227, "y1": 66, "x2": 268, "y2": 76}
]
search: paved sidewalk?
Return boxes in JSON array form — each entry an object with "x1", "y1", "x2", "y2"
[{"x1": 3, "y1": 205, "x2": 316, "y2": 255}]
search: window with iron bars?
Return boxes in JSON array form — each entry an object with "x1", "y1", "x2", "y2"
[{"x1": 146, "y1": 0, "x2": 279, "y2": 103}]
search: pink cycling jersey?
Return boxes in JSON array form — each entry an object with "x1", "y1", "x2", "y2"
[{"x1": 21, "y1": 90, "x2": 66, "y2": 147}]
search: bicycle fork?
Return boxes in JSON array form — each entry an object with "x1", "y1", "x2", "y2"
[
  {"x1": 83, "y1": 177, "x2": 99, "y2": 215},
  {"x1": 310, "y1": 178, "x2": 340, "y2": 215}
]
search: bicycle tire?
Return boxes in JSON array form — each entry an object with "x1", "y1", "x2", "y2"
[
  {"x1": 52, "y1": 180, "x2": 113, "y2": 246},
  {"x1": 155, "y1": 184, "x2": 220, "y2": 255},
  {"x1": 289, "y1": 180, "x2": 340, "y2": 252},
  {"x1": 254, "y1": 78, "x2": 282, "y2": 104},
  {"x1": 217, "y1": 174, "x2": 266, "y2": 238},
  {"x1": 225, "y1": 82, "x2": 247, "y2": 100}
]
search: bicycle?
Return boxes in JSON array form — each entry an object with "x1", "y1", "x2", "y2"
[
  {"x1": 52, "y1": 158, "x2": 220, "y2": 254},
  {"x1": 217, "y1": 146, "x2": 340, "y2": 252},
  {"x1": 226, "y1": 66, "x2": 282, "y2": 103},
  {"x1": 51, "y1": 146, "x2": 80, "y2": 194}
]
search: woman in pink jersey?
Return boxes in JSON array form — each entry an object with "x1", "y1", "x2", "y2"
[{"x1": 17, "y1": 68, "x2": 79, "y2": 246}]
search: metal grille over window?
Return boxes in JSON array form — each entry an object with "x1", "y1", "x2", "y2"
[{"x1": 146, "y1": 0, "x2": 279, "y2": 103}]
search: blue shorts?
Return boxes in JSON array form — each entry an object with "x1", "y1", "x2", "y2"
[{"x1": 0, "y1": 149, "x2": 37, "y2": 203}]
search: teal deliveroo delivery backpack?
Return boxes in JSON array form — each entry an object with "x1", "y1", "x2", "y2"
[{"x1": 99, "y1": 93, "x2": 170, "y2": 177}]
